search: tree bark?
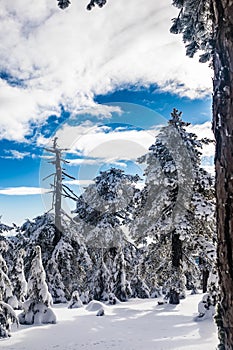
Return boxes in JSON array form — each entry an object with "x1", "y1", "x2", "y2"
[
  {"x1": 212, "y1": 1, "x2": 233, "y2": 348},
  {"x1": 169, "y1": 231, "x2": 182, "y2": 305},
  {"x1": 54, "y1": 148, "x2": 62, "y2": 246},
  {"x1": 199, "y1": 257, "x2": 210, "y2": 293},
  {"x1": 202, "y1": 268, "x2": 210, "y2": 294}
]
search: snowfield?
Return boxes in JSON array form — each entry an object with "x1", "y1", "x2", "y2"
[{"x1": 0, "y1": 293, "x2": 218, "y2": 350}]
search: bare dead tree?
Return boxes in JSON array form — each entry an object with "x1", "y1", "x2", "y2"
[{"x1": 44, "y1": 137, "x2": 78, "y2": 246}]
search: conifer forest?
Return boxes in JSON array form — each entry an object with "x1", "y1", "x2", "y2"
[{"x1": 1, "y1": 0, "x2": 233, "y2": 349}]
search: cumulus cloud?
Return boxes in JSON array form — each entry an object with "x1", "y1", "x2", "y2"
[
  {"x1": 0, "y1": 187, "x2": 50, "y2": 195},
  {"x1": 0, "y1": 0, "x2": 212, "y2": 141},
  {"x1": 41, "y1": 122, "x2": 157, "y2": 163}
]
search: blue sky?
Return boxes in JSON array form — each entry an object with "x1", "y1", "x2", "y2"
[{"x1": 0, "y1": 0, "x2": 214, "y2": 225}]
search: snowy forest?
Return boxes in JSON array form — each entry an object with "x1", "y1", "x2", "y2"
[
  {"x1": 0, "y1": 110, "x2": 219, "y2": 346},
  {"x1": 1, "y1": 0, "x2": 233, "y2": 349}
]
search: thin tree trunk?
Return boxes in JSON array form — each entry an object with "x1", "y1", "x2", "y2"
[
  {"x1": 54, "y1": 148, "x2": 62, "y2": 246},
  {"x1": 169, "y1": 231, "x2": 182, "y2": 304},
  {"x1": 199, "y1": 257, "x2": 209, "y2": 293},
  {"x1": 203, "y1": 268, "x2": 210, "y2": 294},
  {"x1": 212, "y1": 1, "x2": 233, "y2": 348}
]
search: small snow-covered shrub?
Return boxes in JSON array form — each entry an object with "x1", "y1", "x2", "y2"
[
  {"x1": 96, "y1": 307, "x2": 105, "y2": 316},
  {"x1": 0, "y1": 301, "x2": 18, "y2": 338},
  {"x1": 68, "y1": 291, "x2": 83, "y2": 309},
  {"x1": 86, "y1": 300, "x2": 105, "y2": 312},
  {"x1": 18, "y1": 301, "x2": 56, "y2": 325},
  {"x1": 194, "y1": 294, "x2": 215, "y2": 321}
]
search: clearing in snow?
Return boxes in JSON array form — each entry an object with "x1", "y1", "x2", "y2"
[{"x1": 0, "y1": 293, "x2": 218, "y2": 350}]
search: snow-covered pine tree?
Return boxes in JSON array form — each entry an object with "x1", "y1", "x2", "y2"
[
  {"x1": 10, "y1": 249, "x2": 27, "y2": 309},
  {"x1": 18, "y1": 245, "x2": 56, "y2": 325},
  {"x1": 0, "y1": 301, "x2": 18, "y2": 338},
  {"x1": 125, "y1": 244, "x2": 151, "y2": 299},
  {"x1": 112, "y1": 247, "x2": 132, "y2": 301},
  {"x1": 88, "y1": 249, "x2": 112, "y2": 301},
  {"x1": 0, "y1": 241, "x2": 18, "y2": 309},
  {"x1": 73, "y1": 168, "x2": 140, "y2": 302},
  {"x1": 131, "y1": 109, "x2": 215, "y2": 304},
  {"x1": 17, "y1": 213, "x2": 91, "y2": 302}
]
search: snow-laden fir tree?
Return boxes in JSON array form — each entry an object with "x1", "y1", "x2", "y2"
[
  {"x1": 17, "y1": 213, "x2": 92, "y2": 302},
  {"x1": 18, "y1": 245, "x2": 56, "y2": 325},
  {"x1": 73, "y1": 168, "x2": 140, "y2": 302},
  {"x1": 112, "y1": 247, "x2": 132, "y2": 301},
  {"x1": 10, "y1": 249, "x2": 27, "y2": 309},
  {"x1": 0, "y1": 241, "x2": 18, "y2": 309},
  {"x1": 131, "y1": 109, "x2": 215, "y2": 304},
  {"x1": 123, "y1": 244, "x2": 151, "y2": 299},
  {"x1": 88, "y1": 249, "x2": 112, "y2": 301},
  {"x1": 0, "y1": 301, "x2": 18, "y2": 338}
]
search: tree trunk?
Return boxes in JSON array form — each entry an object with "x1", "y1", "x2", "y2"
[
  {"x1": 169, "y1": 231, "x2": 182, "y2": 305},
  {"x1": 54, "y1": 148, "x2": 62, "y2": 246},
  {"x1": 203, "y1": 268, "x2": 210, "y2": 294},
  {"x1": 199, "y1": 257, "x2": 209, "y2": 293},
  {"x1": 212, "y1": 1, "x2": 233, "y2": 348}
]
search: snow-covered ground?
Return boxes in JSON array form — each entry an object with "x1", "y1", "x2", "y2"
[{"x1": 1, "y1": 293, "x2": 218, "y2": 350}]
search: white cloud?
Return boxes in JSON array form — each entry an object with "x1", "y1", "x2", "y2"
[
  {"x1": 41, "y1": 122, "x2": 157, "y2": 162},
  {"x1": 1, "y1": 149, "x2": 30, "y2": 159},
  {"x1": 0, "y1": 186, "x2": 50, "y2": 195},
  {"x1": 187, "y1": 121, "x2": 215, "y2": 157},
  {"x1": 63, "y1": 179, "x2": 94, "y2": 186},
  {"x1": 0, "y1": 0, "x2": 212, "y2": 141}
]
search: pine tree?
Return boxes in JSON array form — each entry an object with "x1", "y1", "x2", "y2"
[
  {"x1": 73, "y1": 168, "x2": 140, "y2": 301},
  {"x1": 112, "y1": 248, "x2": 132, "y2": 302},
  {"x1": 0, "y1": 242, "x2": 18, "y2": 309},
  {"x1": 18, "y1": 246, "x2": 56, "y2": 325},
  {"x1": 10, "y1": 249, "x2": 27, "y2": 309},
  {"x1": 18, "y1": 214, "x2": 91, "y2": 302},
  {"x1": 0, "y1": 301, "x2": 18, "y2": 338},
  {"x1": 88, "y1": 250, "x2": 112, "y2": 301},
  {"x1": 131, "y1": 109, "x2": 215, "y2": 304}
]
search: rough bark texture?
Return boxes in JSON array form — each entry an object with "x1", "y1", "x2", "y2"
[
  {"x1": 212, "y1": 1, "x2": 233, "y2": 348},
  {"x1": 169, "y1": 232, "x2": 182, "y2": 305}
]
